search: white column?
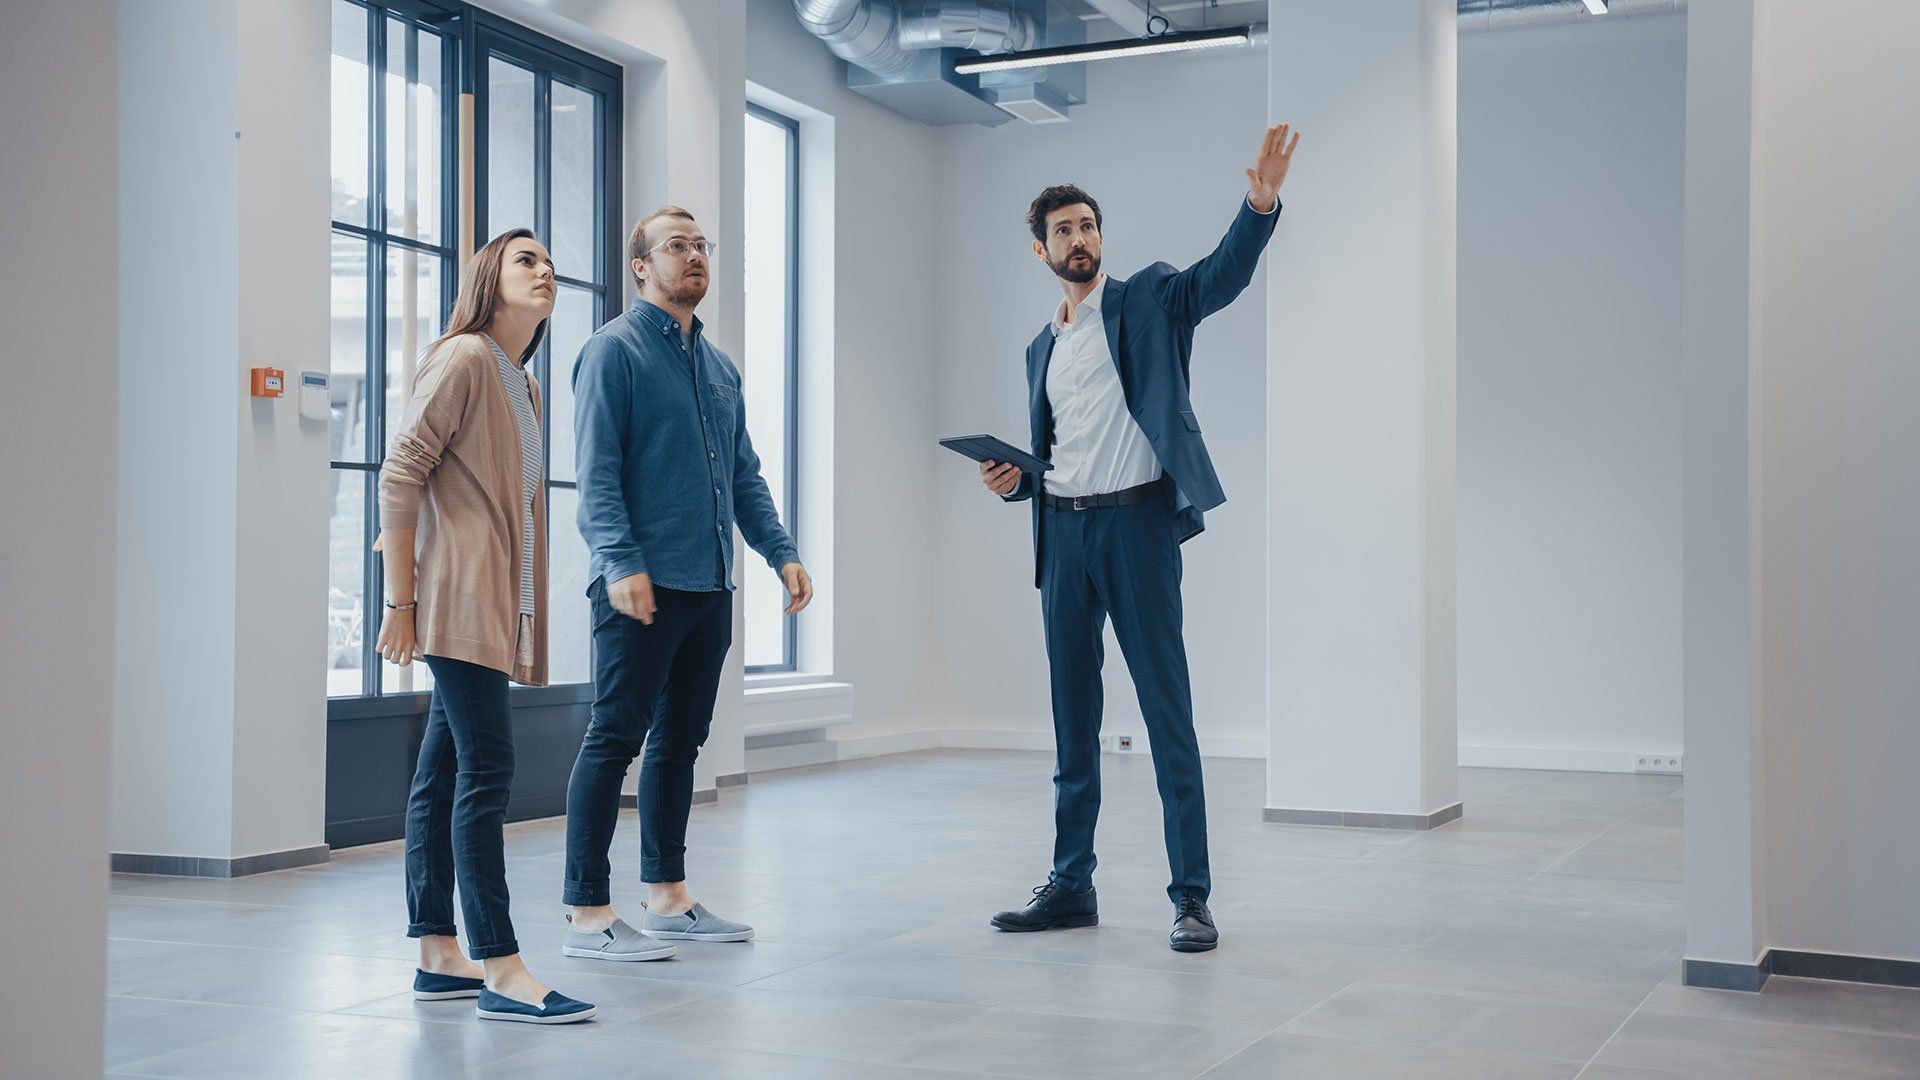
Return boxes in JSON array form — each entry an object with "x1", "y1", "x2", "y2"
[
  {"x1": 1264, "y1": 0, "x2": 1460, "y2": 827},
  {"x1": 1, "y1": 1, "x2": 118, "y2": 1071},
  {"x1": 112, "y1": 0, "x2": 332, "y2": 869},
  {"x1": 1678, "y1": 0, "x2": 1768, "y2": 982}
]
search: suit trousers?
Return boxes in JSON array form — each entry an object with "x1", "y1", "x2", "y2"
[{"x1": 1040, "y1": 486, "x2": 1210, "y2": 902}]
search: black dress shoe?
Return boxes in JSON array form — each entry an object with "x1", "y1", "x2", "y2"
[
  {"x1": 1169, "y1": 894, "x2": 1218, "y2": 952},
  {"x1": 991, "y1": 880, "x2": 1099, "y2": 932}
]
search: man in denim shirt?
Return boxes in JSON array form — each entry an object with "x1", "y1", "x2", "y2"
[{"x1": 561, "y1": 206, "x2": 812, "y2": 957}]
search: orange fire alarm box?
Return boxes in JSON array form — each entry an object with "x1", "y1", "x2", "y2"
[{"x1": 251, "y1": 366, "x2": 285, "y2": 397}]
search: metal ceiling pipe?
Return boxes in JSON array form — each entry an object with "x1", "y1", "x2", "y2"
[
  {"x1": 898, "y1": 1, "x2": 1036, "y2": 53},
  {"x1": 792, "y1": 0, "x2": 1038, "y2": 80}
]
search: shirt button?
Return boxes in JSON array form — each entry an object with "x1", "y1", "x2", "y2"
[{"x1": 709, "y1": 451, "x2": 716, "y2": 458}]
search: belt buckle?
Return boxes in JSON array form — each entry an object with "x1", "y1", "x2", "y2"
[{"x1": 1072, "y1": 494, "x2": 1090, "y2": 511}]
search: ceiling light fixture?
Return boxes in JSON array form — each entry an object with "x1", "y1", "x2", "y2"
[
  {"x1": 952, "y1": 25, "x2": 1255, "y2": 75},
  {"x1": 1582, "y1": 0, "x2": 1609, "y2": 13}
]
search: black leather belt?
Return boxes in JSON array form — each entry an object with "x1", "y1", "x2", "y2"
[{"x1": 1041, "y1": 480, "x2": 1162, "y2": 511}]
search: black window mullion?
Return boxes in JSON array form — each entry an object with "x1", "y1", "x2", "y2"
[{"x1": 366, "y1": 12, "x2": 391, "y2": 696}]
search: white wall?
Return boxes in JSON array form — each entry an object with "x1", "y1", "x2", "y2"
[
  {"x1": 1749, "y1": 0, "x2": 1920, "y2": 964},
  {"x1": 745, "y1": 0, "x2": 947, "y2": 748},
  {"x1": 1457, "y1": 15, "x2": 1686, "y2": 771},
  {"x1": 929, "y1": 49, "x2": 1273, "y2": 757},
  {"x1": 0, "y1": 1, "x2": 117, "y2": 1072}
]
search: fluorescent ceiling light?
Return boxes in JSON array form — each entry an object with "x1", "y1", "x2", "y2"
[
  {"x1": 953, "y1": 26, "x2": 1253, "y2": 75},
  {"x1": 1582, "y1": 0, "x2": 1609, "y2": 13}
]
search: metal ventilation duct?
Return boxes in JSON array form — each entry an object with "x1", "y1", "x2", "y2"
[
  {"x1": 791, "y1": 0, "x2": 1036, "y2": 81},
  {"x1": 1458, "y1": 0, "x2": 1687, "y2": 32}
]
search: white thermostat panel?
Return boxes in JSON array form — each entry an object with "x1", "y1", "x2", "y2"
[{"x1": 299, "y1": 371, "x2": 330, "y2": 421}]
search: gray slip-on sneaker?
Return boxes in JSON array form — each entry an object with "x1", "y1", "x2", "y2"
[
  {"x1": 640, "y1": 902, "x2": 755, "y2": 942},
  {"x1": 561, "y1": 917, "x2": 679, "y2": 961}
]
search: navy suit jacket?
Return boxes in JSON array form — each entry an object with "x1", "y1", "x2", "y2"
[{"x1": 1006, "y1": 196, "x2": 1280, "y2": 587}]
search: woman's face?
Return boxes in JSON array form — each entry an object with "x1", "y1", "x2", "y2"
[{"x1": 499, "y1": 237, "x2": 555, "y2": 319}]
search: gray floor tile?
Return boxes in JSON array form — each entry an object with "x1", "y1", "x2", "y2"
[
  {"x1": 1204, "y1": 1031, "x2": 1582, "y2": 1079},
  {"x1": 998, "y1": 963, "x2": 1348, "y2": 1029},
  {"x1": 635, "y1": 986, "x2": 977, "y2": 1060},
  {"x1": 1635, "y1": 977, "x2": 1920, "y2": 1041},
  {"x1": 1593, "y1": 1010, "x2": 1920, "y2": 1079},
  {"x1": 107, "y1": 938, "x2": 417, "y2": 1012},
  {"x1": 470, "y1": 1030, "x2": 846, "y2": 1078},
  {"x1": 109, "y1": 1011, "x2": 557, "y2": 1079},
  {"x1": 1280, "y1": 982, "x2": 1632, "y2": 1062},
  {"x1": 871, "y1": 1005, "x2": 1275, "y2": 1078},
  {"x1": 747, "y1": 946, "x2": 1065, "y2": 1006},
  {"x1": 103, "y1": 996, "x2": 309, "y2": 1070}
]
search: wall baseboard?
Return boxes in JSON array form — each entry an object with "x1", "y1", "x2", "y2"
[
  {"x1": 1263, "y1": 802, "x2": 1464, "y2": 831},
  {"x1": 111, "y1": 844, "x2": 330, "y2": 879},
  {"x1": 1683, "y1": 948, "x2": 1920, "y2": 993},
  {"x1": 1768, "y1": 950, "x2": 1920, "y2": 990},
  {"x1": 1683, "y1": 954, "x2": 1772, "y2": 992},
  {"x1": 1457, "y1": 744, "x2": 1673, "y2": 774},
  {"x1": 620, "y1": 787, "x2": 718, "y2": 809}
]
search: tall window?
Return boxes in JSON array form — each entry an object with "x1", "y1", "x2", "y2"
[
  {"x1": 743, "y1": 105, "x2": 800, "y2": 672},
  {"x1": 328, "y1": 0, "x2": 620, "y2": 697}
]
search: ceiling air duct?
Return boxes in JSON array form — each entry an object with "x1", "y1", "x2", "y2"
[{"x1": 791, "y1": 0, "x2": 1084, "y2": 126}]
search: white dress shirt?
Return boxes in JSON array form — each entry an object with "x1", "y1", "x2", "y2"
[{"x1": 1043, "y1": 275, "x2": 1163, "y2": 498}]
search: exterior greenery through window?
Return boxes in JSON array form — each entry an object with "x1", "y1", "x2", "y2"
[{"x1": 327, "y1": 0, "x2": 620, "y2": 698}]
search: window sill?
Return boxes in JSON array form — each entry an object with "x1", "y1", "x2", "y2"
[{"x1": 744, "y1": 677, "x2": 853, "y2": 737}]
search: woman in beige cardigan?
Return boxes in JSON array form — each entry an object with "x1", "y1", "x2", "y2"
[{"x1": 376, "y1": 228, "x2": 592, "y2": 1025}]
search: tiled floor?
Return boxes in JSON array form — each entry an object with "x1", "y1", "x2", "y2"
[{"x1": 104, "y1": 751, "x2": 1920, "y2": 1078}]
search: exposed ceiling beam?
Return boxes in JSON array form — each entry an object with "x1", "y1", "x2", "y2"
[{"x1": 1080, "y1": 0, "x2": 1154, "y2": 37}]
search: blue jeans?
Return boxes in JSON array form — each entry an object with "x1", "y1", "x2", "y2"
[
  {"x1": 404, "y1": 654, "x2": 519, "y2": 959},
  {"x1": 562, "y1": 580, "x2": 730, "y2": 904},
  {"x1": 1041, "y1": 488, "x2": 1211, "y2": 903}
]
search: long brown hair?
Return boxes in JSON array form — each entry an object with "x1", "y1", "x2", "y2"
[{"x1": 430, "y1": 228, "x2": 549, "y2": 363}]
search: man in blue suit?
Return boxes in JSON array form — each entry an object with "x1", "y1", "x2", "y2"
[{"x1": 981, "y1": 123, "x2": 1299, "y2": 953}]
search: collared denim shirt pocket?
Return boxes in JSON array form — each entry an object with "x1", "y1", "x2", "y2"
[{"x1": 706, "y1": 380, "x2": 740, "y2": 442}]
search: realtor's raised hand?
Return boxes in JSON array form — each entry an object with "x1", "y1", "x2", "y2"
[{"x1": 1246, "y1": 122, "x2": 1300, "y2": 213}]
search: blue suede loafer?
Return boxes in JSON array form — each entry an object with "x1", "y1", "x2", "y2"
[
  {"x1": 412, "y1": 969, "x2": 485, "y2": 1001},
  {"x1": 476, "y1": 988, "x2": 596, "y2": 1025}
]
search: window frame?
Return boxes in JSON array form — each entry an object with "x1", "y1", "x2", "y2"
[
  {"x1": 744, "y1": 102, "x2": 802, "y2": 675},
  {"x1": 328, "y1": 0, "x2": 621, "y2": 700}
]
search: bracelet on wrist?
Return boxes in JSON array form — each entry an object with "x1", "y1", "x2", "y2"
[{"x1": 385, "y1": 599, "x2": 416, "y2": 611}]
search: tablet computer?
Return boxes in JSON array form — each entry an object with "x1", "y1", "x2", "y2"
[{"x1": 939, "y1": 434, "x2": 1053, "y2": 474}]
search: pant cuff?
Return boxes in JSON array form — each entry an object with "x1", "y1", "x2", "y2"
[
  {"x1": 640, "y1": 861, "x2": 685, "y2": 884},
  {"x1": 562, "y1": 879, "x2": 610, "y2": 906},
  {"x1": 1049, "y1": 872, "x2": 1093, "y2": 893},
  {"x1": 468, "y1": 940, "x2": 520, "y2": 961},
  {"x1": 407, "y1": 922, "x2": 459, "y2": 939}
]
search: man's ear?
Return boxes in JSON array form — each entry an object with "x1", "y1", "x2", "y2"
[{"x1": 1032, "y1": 239, "x2": 1047, "y2": 263}]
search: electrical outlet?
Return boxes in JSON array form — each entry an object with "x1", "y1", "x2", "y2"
[{"x1": 1634, "y1": 754, "x2": 1683, "y2": 774}]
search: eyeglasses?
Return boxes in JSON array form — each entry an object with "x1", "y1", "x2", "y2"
[{"x1": 642, "y1": 237, "x2": 718, "y2": 259}]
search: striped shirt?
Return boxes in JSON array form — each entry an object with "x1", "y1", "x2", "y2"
[{"x1": 485, "y1": 333, "x2": 541, "y2": 620}]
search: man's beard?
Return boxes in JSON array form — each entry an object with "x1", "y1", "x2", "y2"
[
  {"x1": 660, "y1": 271, "x2": 708, "y2": 307},
  {"x1": 1051, "y1": 250, "x2": 1100, "y2": 284}
]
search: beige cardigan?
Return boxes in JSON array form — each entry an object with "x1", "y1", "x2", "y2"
[{"x1": 378, "y1": 333, "x2": 549, "y2": 686}]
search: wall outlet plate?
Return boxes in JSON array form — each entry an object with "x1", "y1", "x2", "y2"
[{"x1": 1634, "y1": 754, "x2": 1683, "y2": 774}]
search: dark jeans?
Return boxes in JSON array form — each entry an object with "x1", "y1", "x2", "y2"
[
  {"x1": 1041, "y1": 487, "x2": 1211, "y2": 903},
  {"x1": 563, "y1": 580, "x2": 730, "y2": 904},
  {"x1": 404, "y1": 654, "x2": 519, "y2": 959}
]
